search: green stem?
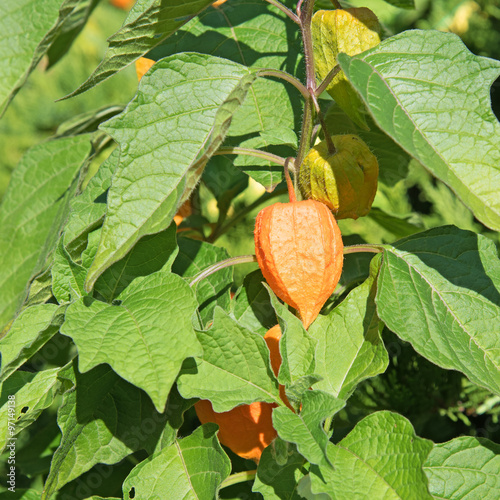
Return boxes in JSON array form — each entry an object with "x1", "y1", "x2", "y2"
[
  {"x1": 315, "y1": 65, "x2": 340, "y2": 97},
  {"x1": 292, "y1": 1, "x2": 317, "y2": 183},
  {"x1": 299, "y1": 0, "x2": 317, "y2": 93},
  {"x1": 330, "y1": 0, "x2": 342, "y2": 8},
  {"x1": 311, "y1": 93, "x2": 336, "y2": 154},
  {"x1": 310, "y1": 122, "x2": 321, "y2": 146},
  {"x1": 263, "y1": 0, "x2": 300, "y2": 24},
  {"x1": 257, "y1": 69, "x2": 309, "y2": 101},
  {"x1": 324, "y1": 415, "x2": 333, "y2": 433},
  {"x1": 208, "y1": 187, "x2": 287, "y2": 243},
  {"x1": 343, "y1": 244, "x2": 385, "y2": 255},
  {"x1": 215, "y1": 147, "x2": 286, "y2": 166},
  {"x1": 295, "y1": 98, "x2": 314, "y2": 173},
  {"x1": 284, "y1": 157, "x2": 297, "y2": 202},
  {"x1": 126, "y1": 455, "x2": 140, "y2": 466},
  {"x1": 219, "y1": 470, "x2": 257, "y2": 490},
  {"x1": 189, "y1": 255, "x2": 257, "y2": 287}
]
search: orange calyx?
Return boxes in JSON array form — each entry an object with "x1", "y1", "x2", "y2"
[
  {"x1": 254, "y1": 200, "x2": 343, "y2": 329},
  {"x1": 194, "y1": 399, "x2": 277, "y2": 463},
  {"x1": 135, "y1": 57, "x2": 155, "y2": 82},
  {"x1": 173, "y1": 199, "x2": 192, "y2": 227}
]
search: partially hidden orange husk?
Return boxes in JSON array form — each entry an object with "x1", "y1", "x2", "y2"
[
  {"x1": 135, "y1": 57, "x2": 155, "y2": 81},
  {"x1": 254, "y1": 200, "x2": 343, "y2": 329},
  {"x1": 110, "y1": 0, "x2": 135, "y2": 10},
  {"x1": 173, "y1": 199, "x2": 192, "y2": 227},
  {"x1": 194, "y1": 325, "x2": 289, "y2": 463}
]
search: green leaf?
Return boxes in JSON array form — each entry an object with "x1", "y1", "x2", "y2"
[
  {"x1": 0, "y1": 304, "x2": 64, "y2": 384},
  {"x1": 85, "y1": 53, "x2": 256, "y2": 290},
  {"x1": 0, "y1": 0, "x2": 78, "y2": 114},
  {"x1": 253, "y1": 442, "x2": 306, "y2": 500},
  {"x1": 424, "y1": 436, "x2": 500, "y2": 499},
  {"x1": 46, "y1": 0, "x2": 99, "y2": 68},
  {"x1": 93, "y1": 224, "x2": 178, "y2": 303},
  {"x1": 63, "y1": 148, "x2": 118, "y2": 256},
  {"x1": 381, "y1": 0, "x2": 415, "y2": 8},
  {"x1": 0, "y1": 135, "x2": 92, "y2": 329},
  {"x1": 43, "y1": 364, "x2": 168, "y2": 498},
  {"x1": 15, "y1": 408, "x2": 61, "y2": 479},
  {"x1": 154, "y1": 386, "x2": 196, "y2": 453},
  {"x1": 51, "y1": 239, "x2": 87, "y2": 303},
  {"x1": 338, "y1": 30, "x2": 500, "y2": 231},
  {"x1": 308, "y1": 269, "x2": 388, "y2": 400},
  {"x1": 230, "y1": 270, "x2": 276, "y2": 335},
  {"x1": 0, "y1": 490, "x2": 44, "y2": 500},
  {"x1": 0, "y1": 368, "x2": 64, "y2": 453},
  {"x1": 177, "y1": 308, "x2": 281, "y2": 411},
  {"x1": 61, "y1": 271, "x2": 201, "y2": 411},
  {"x1": 145, "y1": 0, "x2": 303, "y2": 188},
  {"x1": 172, "y1": 238, "x2": 232, "y2": 328},
  {"x1": 122, "y1": 423, "x2": 230, "y2": 500},
  {"x1": 84, "y1": 497, "x2": 120, "y2": 500},
  {"x1": 81, "y1": 228, "x2": 102, "y2": 271},
  {"x1": 367, "y1": 207, "x2": 422, "y2": 238},
  {"x1": 285, "y1": 375, "x2": 323, "y2": 408},
  {"x1": 24, "y1": 268, "x2": 54, "y2": 309},
  {"x1": 272, "y1": 390, "x2": 345, "y2": 467},
  {"x1": 260, "y1": 128, "x2": 299, "y2": 150},
  {"x1": 266, "y1": 287, "x2": 317, "y2": 389},
  {"x1": 376, "y1": 226, "x2": 500, "y2": 395},
  {"x1": 202, "y1": 155, "x2": 248, "y2": 204},
  {"x1": 55, "y1": 105, "x2": 124, "y2": 139},
  {"x1": 66, "y1": 0, "x2": 216, "y2": 98},
  {"x1": 307, "y1": 411, "x2": 433, "y2": 499}
]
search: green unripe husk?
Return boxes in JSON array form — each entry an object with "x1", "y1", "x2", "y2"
[
  {"x1": 312, "y1": 8, "x2": 381, "y2": 130},
  {"x1": 299, "y1": 135, "x2": 378, "y2": 220}
]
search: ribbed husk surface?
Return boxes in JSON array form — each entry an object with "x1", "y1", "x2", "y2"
[
  {"x1": 312, "y1": 8, "x2": 381, "y2": 129},
  {"x1": 299, "y1": 134, "x2": 379, "y2": 220},
  {"x1": 254, "y1": 200, "x2": 343, "y2": 329}
]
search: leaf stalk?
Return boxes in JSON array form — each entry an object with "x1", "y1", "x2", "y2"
[
  {"x1": 219, "y1": 470, "x2": 257, "y2": 489},
  {"x1": 189, "y1": 255, "x2": 257, "y2": 287}
]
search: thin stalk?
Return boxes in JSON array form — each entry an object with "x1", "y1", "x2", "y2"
[
  {"x1": 296, "y1": 0, "x2": 304, "y2": 17},
  {"x1": 330, "y1": 0, "x2": 342, "y2": 8},
  {"x1": 343, "y1": 244, "x2": 385, "y2": 255},
  {"x1": 126, "y1": 455, "x2": 140, "y2": 466},
  {"x1": 220, "y1": 470, "x2": 257, "y2": 490},
  {"x1": 324, "y1": 415, "x2": 333, "y2": 433},
  {"x1": 284, "y1": 157, "x2": 296, "y2": 202},
  {"x1": 311, "y1": 93, "x2": 336, "y2": 154},
  {"x1": 190, "y1": 255, "x2": 257, "y2": 287},
  {"x1": 299, "y1": 0, "x2": 317, "y2": 93},
  {"x1": 263, "y1": 0, "x2": 300, "y2": 24},
  {"x1": 208, "y1": 187, "x2": 287, "y2": 243},
  {"x1": 315, "y1": 65, "x2": 340, "y2": 97},
  {"x1": 318, "y1": 114, "x2": 336, "y2": 154},
  {"x1": 295, "y1": 98, "x2": 314, "y2": 172},
  {"x1": 310, "y1": 122, "x2": 321, "y2": 146},
  {"x1": 257, "y1": 69, "x2": 309, "y2": 101},
  {"x1": 214, "y1": 147, "x2": 286, "y2": 167}
]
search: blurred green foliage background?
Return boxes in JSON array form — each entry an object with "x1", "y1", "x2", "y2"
[{"x1": 0, "y1": 1, "x2": 137, "y2": 200}]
